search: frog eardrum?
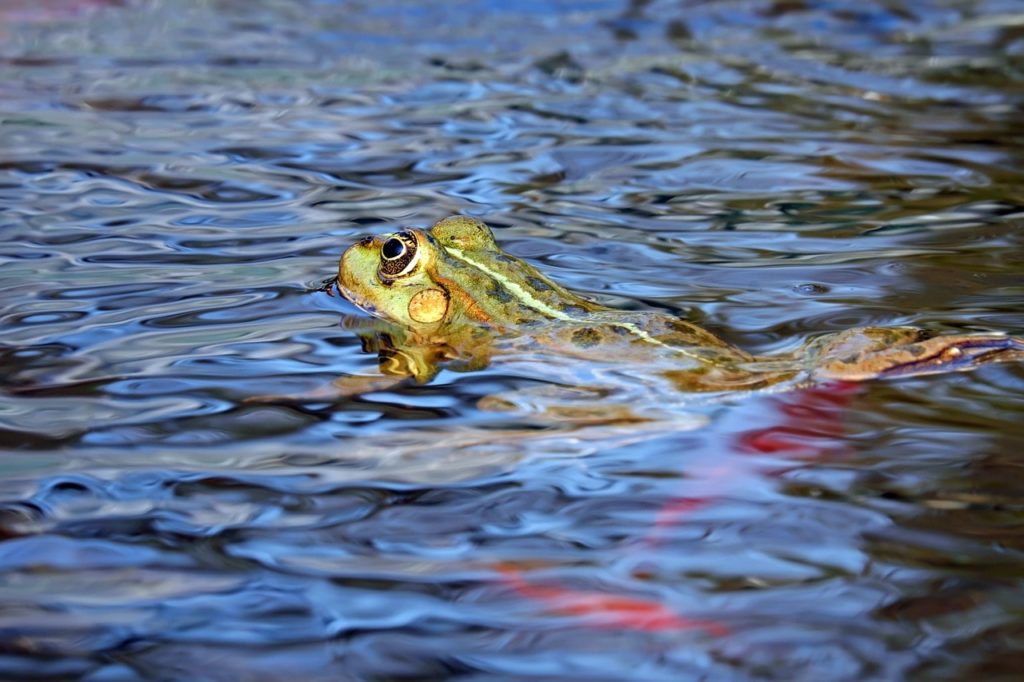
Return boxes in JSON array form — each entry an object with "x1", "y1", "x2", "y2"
[
  {"x1": 377, "y1": 231, "x2": 420, "y2": 281},
  {"x1": 408, "y1": 288, "x2": 449, "y2": 324}
]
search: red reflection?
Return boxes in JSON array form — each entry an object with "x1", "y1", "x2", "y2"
[
  {"x1": 497, "y1": 564, "x2": 730, "y2": 635},
  {"x1": 494, "y1": 381, "x2": 862, "y2": 635},
  {"x1": 738, "y1": 381, "x2": 861, "y2": 456}
]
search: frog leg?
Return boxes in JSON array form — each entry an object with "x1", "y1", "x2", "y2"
[{"x1": 806, "y1": 327, "x2": 1024, "y2": 381}]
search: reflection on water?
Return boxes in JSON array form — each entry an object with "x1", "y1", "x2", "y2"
[{"x1": 1, "y1": 0, "x2": 1023, "y2": 679}]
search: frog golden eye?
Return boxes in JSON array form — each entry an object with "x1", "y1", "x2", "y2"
[{"x1": 377, "y1": 231, "x2": 419, "y2": 280}]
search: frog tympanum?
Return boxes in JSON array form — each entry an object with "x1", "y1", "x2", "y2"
[{"x1": 336, "y1": 216, "x2": 1021, "y2": 412}]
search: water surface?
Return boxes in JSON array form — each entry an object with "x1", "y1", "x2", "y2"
[{"x1": 1, "y1": 1, "x2": 1023, "y2": 679}]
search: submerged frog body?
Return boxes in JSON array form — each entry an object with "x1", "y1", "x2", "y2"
[{"x1": 336, "y1": 216, "x2": 1022, "y2": 407}]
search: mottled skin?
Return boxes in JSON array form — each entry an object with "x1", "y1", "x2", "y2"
[{"x1": 337, "y1": 216, "x2": 1023, "y2": 395}]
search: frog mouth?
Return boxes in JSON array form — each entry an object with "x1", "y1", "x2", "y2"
[{"x1": 335, "y1": 278, "x2": 387, "y2": 320}]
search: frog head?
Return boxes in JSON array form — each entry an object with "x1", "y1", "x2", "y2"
[{"x1": 338, "y1": 225, "x2": 453, "y2": 333}]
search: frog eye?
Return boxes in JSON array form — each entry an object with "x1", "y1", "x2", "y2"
[
  {"x1": 381, "y1": 237, "x2": 406, "y2": 260},
  {"x1": 377, "y1": 231, "x2": 420, "y2": 280}
]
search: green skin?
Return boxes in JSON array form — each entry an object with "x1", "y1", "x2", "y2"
[{"x1": 338, "y1": 216, "x2": 1023, "y2": 392}]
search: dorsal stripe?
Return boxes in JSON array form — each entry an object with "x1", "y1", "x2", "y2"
[{"x1": 444, "y1": 246, "x2": 714, "y2": 365}]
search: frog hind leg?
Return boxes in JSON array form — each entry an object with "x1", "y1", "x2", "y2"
[{"x1": 808, "y1": 327, "x2": 1024, "y2": 382}]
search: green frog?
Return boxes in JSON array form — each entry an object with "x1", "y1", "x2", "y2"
[{"x1": 335, "y1": 216, "x2": 1022, "y2": 413}]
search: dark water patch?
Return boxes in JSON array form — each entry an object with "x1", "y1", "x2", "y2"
[
  {"x1": 132, "y1": 172, "x2": 289, "y2": 204},
  {"x1": 0, "y1": 427, "x2": 81, "y2": 450}
]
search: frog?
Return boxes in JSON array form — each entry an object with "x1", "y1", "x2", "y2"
[{"x1": 334, "y1": 215, "x2": 1022, "y2": 415}]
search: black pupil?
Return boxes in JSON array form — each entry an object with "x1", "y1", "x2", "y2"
[{"x1": 382, "y1": 238, "x2": 405, "y2": 259}]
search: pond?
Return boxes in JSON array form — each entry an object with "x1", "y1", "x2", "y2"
[{"x1": 1, "y1": 0, "x2": 1023, "y2": 679}]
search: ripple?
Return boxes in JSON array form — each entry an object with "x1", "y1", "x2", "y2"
[{"x1": 1, "y1": 0, "x2": 1023, "y2": 679}]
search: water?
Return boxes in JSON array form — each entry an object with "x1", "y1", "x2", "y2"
[{"x1": 2, "y1": 0, "x2": 1023, "y2": 679}]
